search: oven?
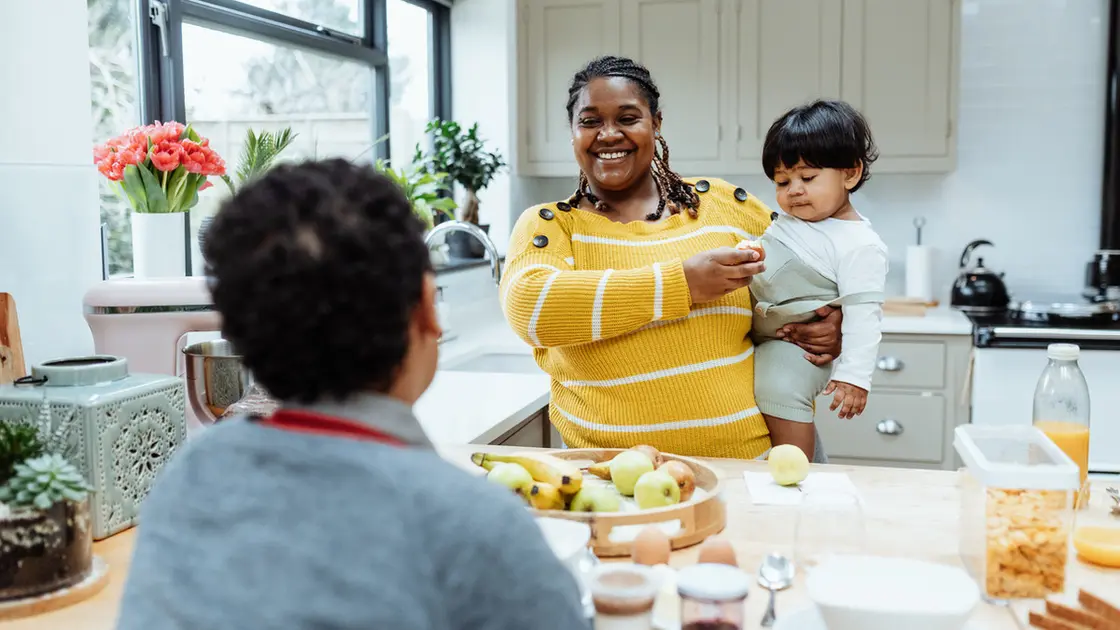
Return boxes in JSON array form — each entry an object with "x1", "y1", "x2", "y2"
[{"x1": 969, "y1": 314, "x2": 1120, "y2": 473}]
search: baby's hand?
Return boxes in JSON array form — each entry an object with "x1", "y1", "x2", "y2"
[{"x1": 823, "y1": 381, "x2": 867, "y2": 420}]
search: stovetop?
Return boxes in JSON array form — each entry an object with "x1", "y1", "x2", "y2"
[{"x1": 966, "y1": 307, "x2": 1120, "y2": 349}]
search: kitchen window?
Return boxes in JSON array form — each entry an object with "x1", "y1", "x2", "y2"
[{"x1": 91, "y1": 0, "x2": 452, "y2": 277}]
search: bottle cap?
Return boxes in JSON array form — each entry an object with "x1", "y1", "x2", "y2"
[
  {"x1": 676, "y1": 563, "x2": 751, "y2": 601},
  {"x1": 1047, "y1": 343, "x2": 1080, "y2": 361}
]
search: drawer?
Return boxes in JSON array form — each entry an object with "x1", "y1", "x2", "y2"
[
  {"x1": 872, "y1": 340, "x2": 946, "y2": 389},
  {"x1": 815, "y1": 392, "x2": 945, "y2": 463}
]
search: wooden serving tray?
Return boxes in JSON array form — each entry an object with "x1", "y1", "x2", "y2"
[{"x1": 531, "y1": 448, "x2": 726, "y2": 557}]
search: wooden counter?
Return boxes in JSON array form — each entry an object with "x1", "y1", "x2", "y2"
[{"x1": 10, "y1": 445, "x2": 1120, "y2": 629}]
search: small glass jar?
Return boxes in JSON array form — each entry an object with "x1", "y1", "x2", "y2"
[
  {"x1": 590, "y1": 563, "x2": 659, "y2": 630},
  {"x1": 676, "y1": 563, "x2": 750, "y2": 630}
]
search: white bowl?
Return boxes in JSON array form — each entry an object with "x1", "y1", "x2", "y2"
[
  {"x1": 536, "y1": 517, "x2": 591, "y2": 567},
  {"x1": 806, "y1": 554, "x2": 979, "y2": 630}
]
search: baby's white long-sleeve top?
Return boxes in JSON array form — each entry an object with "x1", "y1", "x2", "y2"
[{"x1": 766, "y1": 212, "x2": 890, "y2": 390}]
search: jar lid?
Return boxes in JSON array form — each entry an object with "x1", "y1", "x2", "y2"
[
  {"x1": 676, "y1": 563, "x2": 750, "y2": 601},
  {"x1": 1047, "y1": 343, "x2": 1080, "y2": 361},
  {"x1": 952, "y1": 424, "x2": 1079, "y2": 491}
]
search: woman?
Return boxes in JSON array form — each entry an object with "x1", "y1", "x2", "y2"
[{"x1": 500, "y1": 56, "x2": 841, "y2": 460}]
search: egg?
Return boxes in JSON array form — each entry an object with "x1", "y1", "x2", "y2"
[
  {"x1": 631, "y1": 525, "x2": 672, "y2": 566},
  {"x1": 696, "y1": 536, "x2": 738, "y2": 567}
]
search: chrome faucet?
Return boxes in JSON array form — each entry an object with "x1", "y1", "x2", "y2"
[{"x1": 424, "y1": 220, "x2": 502, "y2": 285}]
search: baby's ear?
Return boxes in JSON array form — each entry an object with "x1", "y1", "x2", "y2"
[{"x1": 843, "y1": 163, "x2": 864, "y2": 190}]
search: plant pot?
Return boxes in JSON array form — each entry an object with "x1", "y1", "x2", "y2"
[
  {"x1": 447, "y1": 223, "x2": 490, "y2": 259},
  {"x1": 131, "y1": 212, "x2": 187, "y2": 278},
  {"x1": 0, "y1": 498, "x2": 93, "y2": 601}
]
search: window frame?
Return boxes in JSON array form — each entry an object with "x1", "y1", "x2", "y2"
[{"x1": 134, "y1": 0, "x2": 452, "y2": 274}]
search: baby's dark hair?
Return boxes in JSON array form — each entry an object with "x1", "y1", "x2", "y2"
[
  {"x1": 762, "y1": 99, "x2": 879, "y2": 193},
  {"x1": 565, "y1": 55, "x2": 699, "y2": 220},
  {"x1": 202, "y1": 158, "x2": 431, "y2": 403}
]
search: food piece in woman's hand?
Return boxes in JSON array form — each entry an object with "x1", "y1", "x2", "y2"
[{"x1": 735, "y1": 238, "x2": 766, "y2": 261}]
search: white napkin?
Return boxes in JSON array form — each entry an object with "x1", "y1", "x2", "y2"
[{"x1": 743, "y1": 471, "x2": 865, "y2": 506}]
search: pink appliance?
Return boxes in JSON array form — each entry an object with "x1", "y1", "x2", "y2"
[{"x1": 83, "y1": 277, "x2": 222, "y2": 432}]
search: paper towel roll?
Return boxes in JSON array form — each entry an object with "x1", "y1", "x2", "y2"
[{"x1": 905, "y1": 245, "x2": 936, "y2": 302}]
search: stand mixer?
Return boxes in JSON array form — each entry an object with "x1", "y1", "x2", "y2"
[{"x1": 82, "y1": 277, "x2": 251, "y2": 433}]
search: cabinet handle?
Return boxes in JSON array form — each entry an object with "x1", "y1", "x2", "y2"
[
  {"x1": 876, "y1": 419, "x2": 904, "y2": 436},
  {"x1": 876, "y1": 356, "x2": 904, "y2": 372}
]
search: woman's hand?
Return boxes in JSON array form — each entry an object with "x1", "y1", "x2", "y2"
[
  {"x1": 683, "y1": 247, "x2": 765, "y2": 305},
  {"x1": 777, "y1": 305, "x2": 843, "y2": 366}
]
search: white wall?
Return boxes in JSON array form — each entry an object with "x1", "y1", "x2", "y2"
[
  {"x1": 449, "y1": 0, "x2": 518, "y2": 254},
  {"x1": 455, "y1": 0, "x2": 1110, "y2": 300},
  {"x1": 0, "y1": 1, "x2": 102, "y2": 366}
]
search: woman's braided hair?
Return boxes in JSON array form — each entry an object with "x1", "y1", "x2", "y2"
[{"x1": 565, "y1": 56, "x2": 700, "y2": 221}]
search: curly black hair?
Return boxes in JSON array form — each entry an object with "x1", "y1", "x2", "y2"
[
  {"x1": 565, "y1": 55, "x2": 700, "y2": 221},
  {"x1": 202, "y1": 158, "x2": 432, "y2": 403},
  {"x1": 762, "y1": 99, "x2": 879, "y2": 193}
]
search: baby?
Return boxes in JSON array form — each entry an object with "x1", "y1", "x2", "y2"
[{"x1": 747, "y1": 99, "x2": 889, "y2": 463}]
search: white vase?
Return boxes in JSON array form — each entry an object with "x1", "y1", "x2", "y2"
[{"x1": 131, "y1": 212, "x2": 187, "y2": 278}]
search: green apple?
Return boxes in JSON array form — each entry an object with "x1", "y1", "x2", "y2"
[
  {"x1": 633, "y1": 470, "x2": 681, "y2": 509},
  {"x1": 568, "y1": 486, "x2": 622, "y2": 513},
  {"x1": 487, "y1": 462, "x2": 534, "y2": 498},
  {"x1": 609, "y1": 450, "x2": 655, "y2": 496},
  {"x1": 768, "y1": 444, "x2": 810, "y2": 486}
]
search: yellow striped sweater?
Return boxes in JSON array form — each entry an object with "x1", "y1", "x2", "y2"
[{"x1": 500, "y1": 178, "x2": 774, "y2": 459}]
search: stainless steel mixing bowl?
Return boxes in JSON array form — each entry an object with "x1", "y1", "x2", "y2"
[{"x1": 183, "y1": 339, "x2": 253, "y2": 425}]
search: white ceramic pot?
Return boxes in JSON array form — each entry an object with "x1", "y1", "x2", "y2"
[{"x1": 131, "y1": 212, "x2": 187, "y2": 278}]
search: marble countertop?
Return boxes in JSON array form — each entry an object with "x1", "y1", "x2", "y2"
[
  {"x1": 880, "y1": 306, "x2": 973, "y2": 336},
  {"x1": 413, "y1": 314, "x2": 549, "y2": 445}
]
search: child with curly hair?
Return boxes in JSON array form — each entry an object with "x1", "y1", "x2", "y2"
[{"x1": 116, "y1": 159, "x2": 589, "y2": 630}]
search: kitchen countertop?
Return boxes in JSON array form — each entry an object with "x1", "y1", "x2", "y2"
[
  {"x1": 15, "y1": 446, "x2": 1117, "y2": 629},
  {"x1": 881, "y1": 305, "x2": 973, "y2": 336}
]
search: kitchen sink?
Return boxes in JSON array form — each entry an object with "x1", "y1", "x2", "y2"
[{"x1": 442, "y1": 351, "x2": 543, "y2": 374}]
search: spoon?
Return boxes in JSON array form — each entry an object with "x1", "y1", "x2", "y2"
[{"x1": 757, "y1": 552, "x2": 795, "y2": 627}]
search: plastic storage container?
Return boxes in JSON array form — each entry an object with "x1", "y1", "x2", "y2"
[{"x1": 954, "y1": 424, "x2": 1079, "y2": 602}]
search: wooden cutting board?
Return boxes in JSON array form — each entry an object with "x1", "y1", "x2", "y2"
[{"x1": 0, "y1": 293, "x2": 26, "y2": 384}]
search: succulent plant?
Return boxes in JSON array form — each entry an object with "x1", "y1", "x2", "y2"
[
  {"x1": 0, "y1": 421, "x2": 46, "y2": 486},
  {"x1": 0, "y1": 453, "x2": 91, "y2": 510}
]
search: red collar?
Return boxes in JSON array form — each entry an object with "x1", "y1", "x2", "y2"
[{"x1": 258, "y1": 408, "x2": 407, "y2": 446}]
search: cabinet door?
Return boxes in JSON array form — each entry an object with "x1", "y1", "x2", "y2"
[
  {"x1": 841, "y1": 0, "x2": 956, "y2": 167},
  {"x1": 619, "y1": 0, "x2": 724, "y2": 168},
  {"x1": 522, "y1": 0, "x2": 621, "y2": 170},
  {"x1": 735, "y1": 0, "x2": 842, "y2": 163}
]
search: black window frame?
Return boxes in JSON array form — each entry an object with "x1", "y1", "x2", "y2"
[{"x1": 134, "y1": 0, "x2": 452, "y2": 274}]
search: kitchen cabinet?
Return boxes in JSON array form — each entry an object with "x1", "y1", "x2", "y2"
[
  {"x1": 520, "y1": 0, "x2": 620, "y2": 170},
  {"x1": 492, "y1": 407, "x2": 554, "y2": 448},
  {"x1": 814, "y1": 333, "x2": 972, "y2": 470},
  {"x1": 515, "y1": 0, "x2": 960, "y2": 176}
]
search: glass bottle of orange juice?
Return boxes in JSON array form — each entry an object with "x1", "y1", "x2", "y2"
[{"x1": 1033, "y1": 343, "x2": 1091, "y2": 509}]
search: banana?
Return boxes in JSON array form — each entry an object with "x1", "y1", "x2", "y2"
[
  {"x1": 587, "y1": 461, "x2": 612, "y2": 480},
  {"x1": 527, "y1": 481, "x2": 565, "y2": 510},
  {"x1": 470, "y1": 452, "x2": 583, "y2": 495}
]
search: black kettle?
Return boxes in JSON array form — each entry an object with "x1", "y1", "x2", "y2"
[{"x1": 950, "y1": 239, "x2": 1010, "y2": 313}]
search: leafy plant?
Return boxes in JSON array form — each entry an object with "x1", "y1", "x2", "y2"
[
  {"x1": 0, "y1": 422, "x2": 45, "y2": 486},
  {"x1": 374, "y1": 159, "x2": 458, "y2": 230},
  {"x1": 221, "y1": 127, "x2": 299, "y2": 194},
  {"x1": 0, "y1": 453, "x2": 92, "y2": 510},
  {"x1": 413, "y1": 119, "x2": 506, "y2": 224}
]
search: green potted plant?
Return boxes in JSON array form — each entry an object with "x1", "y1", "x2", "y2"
[
  {"x1": 413, "y1": 119, "x2": 506, "y2": 258},
  {"x1": 373, "y1": 159, "x2": 458, "y2": 231},
  {"x1": 199, "y1": 127, "x2": 299, "y2": 256},
  {"x1": 0, "y1": 422, "x2": 94, "y2": 601}
]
